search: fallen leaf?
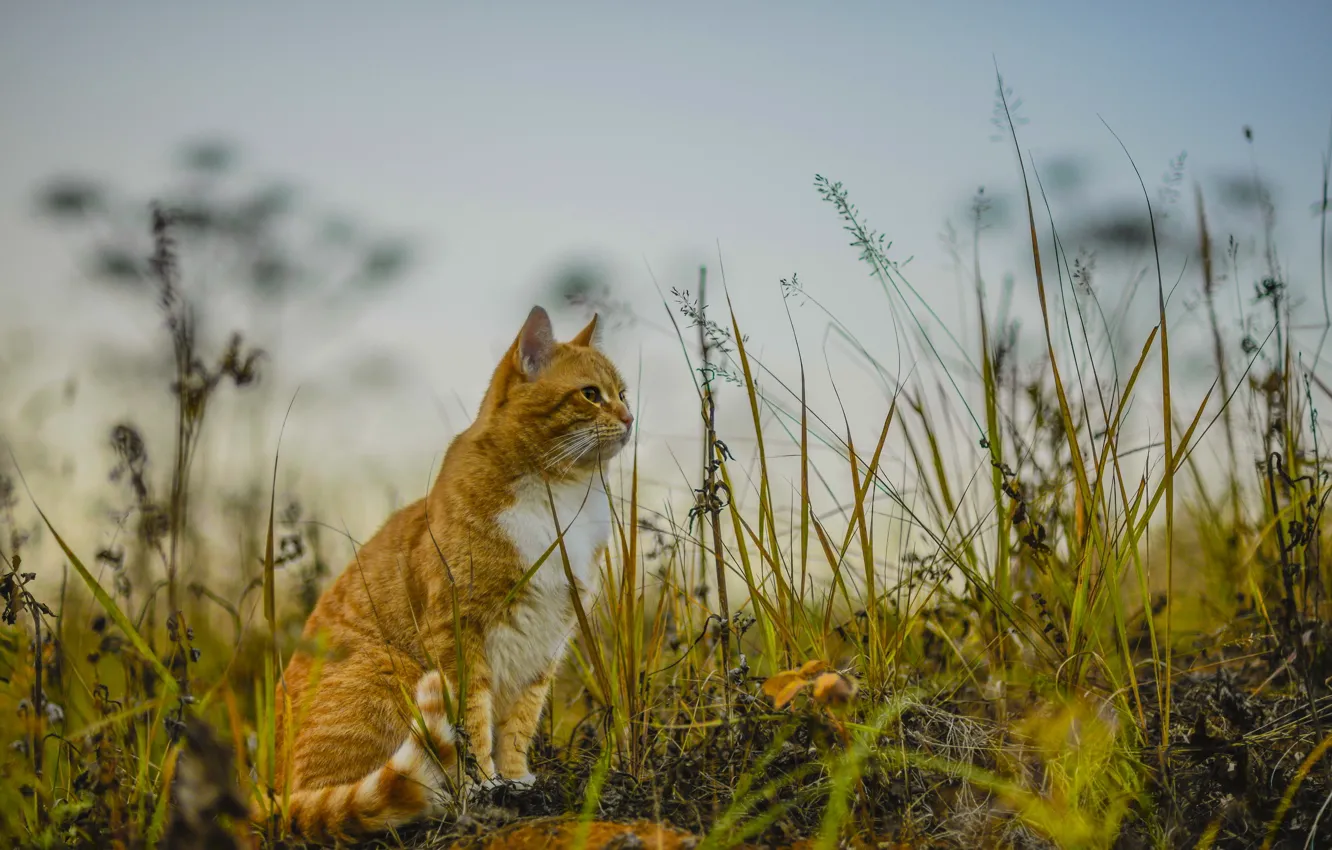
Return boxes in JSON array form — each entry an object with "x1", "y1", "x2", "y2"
[
  {"x1": 811, "y1": 671, "x2": 857, "y2": 708},
  {"x1": 762, "y1": 660, "x2": 839, "y2": 710}
]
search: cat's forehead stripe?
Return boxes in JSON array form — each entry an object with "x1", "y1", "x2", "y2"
[{"x1": 557, "y1": 347, "x2": 625, "y2": 388}]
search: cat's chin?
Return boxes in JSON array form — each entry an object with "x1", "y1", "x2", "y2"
[{"x1": 599, "y1": 434, "x2": 632, "y2": 460}]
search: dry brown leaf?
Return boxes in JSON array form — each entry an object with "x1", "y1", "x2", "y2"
[
  {"x1": 797, "y1": 659, "x2": 831, "y2": 677},
  {"x1": 771, "y1": 678, "x2": 812, "y2": 710},
  {"x1": 762, "y1": 660, "x2": 840, "y2": 710},
  {"x1": 761, "y1": 670, "x2": 804, "y2": 699},
  {"x1": 811, "y1": 671, "x2": 857, "y2": 708}
]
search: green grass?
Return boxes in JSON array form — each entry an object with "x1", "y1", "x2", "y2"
[{"x1": 3, "y1": 87, "x2": 1332, "y2": 849}]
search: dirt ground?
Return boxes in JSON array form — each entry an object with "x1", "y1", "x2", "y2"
[{"x1": 289, "y1": 668, "x2": 1332, "y2": 850}]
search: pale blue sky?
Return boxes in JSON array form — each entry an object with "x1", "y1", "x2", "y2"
[
  {"x1": 2, "y1": 1, "x2": 1330, "y2": 544},
  {"x1": 5, "y1": 1, "x2": 1328, "y2": 328}
]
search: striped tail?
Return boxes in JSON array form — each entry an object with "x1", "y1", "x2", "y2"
[{"x1": 261, "y1": 671, "x2": 458, "y2": 842}]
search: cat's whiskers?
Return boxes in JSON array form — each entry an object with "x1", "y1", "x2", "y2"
[
  {"x1": 546, "y1": 445, "x2": 594, "y2": 475},
  {"x1": 544, "y1": 429, "x2": 593, "y2": 459},
  {"x1": 542, "y1": 428, "x2": 598, "y2": 471},
  {"x1": 552, "y1": 433, "x2": 597, "y2": 465},
  {"x1": 546, "y1": 429, "x2": 592, "y2": 450}
]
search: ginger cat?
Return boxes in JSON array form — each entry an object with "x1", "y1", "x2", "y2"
[{"x1": 264, "y1": 307, "x2": 631, "y2": 840}]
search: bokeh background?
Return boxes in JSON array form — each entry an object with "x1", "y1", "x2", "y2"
[{"x1": 2, "y1": 0, "x2": 1330, "y2": 585}]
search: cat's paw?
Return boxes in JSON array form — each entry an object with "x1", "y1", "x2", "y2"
[
  {"x1": 467, "y1": 773, "x2": 536, "y2": 800},
  {"x1": 466, "y1": 776, "x2": 505, "y2": 800},
  {"x1": 504, "y1": 771, "x2": 537, "y2": 789}
]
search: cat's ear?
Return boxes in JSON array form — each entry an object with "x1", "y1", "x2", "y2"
[
  {"x1": 570, "y1": 313, "x2": 600, "y2": 348},
  {"x1": 516, "y1": 306, "x2": 556, "y2": 376}
]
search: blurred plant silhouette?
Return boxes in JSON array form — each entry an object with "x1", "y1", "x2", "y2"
[
  {"x1": 545, "y1": 257, "x2": 636, "y2": 333},
  {"x1": 21, "y1": 138, "x2": 418, "y2": 623},
  {"x1": 35, "y1": 138, "x2": 414, "y2": 347}
]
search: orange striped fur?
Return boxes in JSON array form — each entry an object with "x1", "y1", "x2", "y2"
[
  {"x1": 281, "y1": 671, "x2": 456, "y2": 841},
  {"x1": 261, "y1": 307, "x2": 631, "y2": 840}
]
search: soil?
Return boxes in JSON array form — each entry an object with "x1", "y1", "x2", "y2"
[{"x1": 376, "y1": 669, "x2": 1332, "y2": 849}]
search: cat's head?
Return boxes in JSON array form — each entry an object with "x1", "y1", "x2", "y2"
[{"x1": 478, "y1": 306, "x2": 633, "y2": 478}]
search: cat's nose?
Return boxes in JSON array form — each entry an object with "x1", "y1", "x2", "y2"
[{"x1": 618, "y1": 409, "x2": 634, "y2": 430}]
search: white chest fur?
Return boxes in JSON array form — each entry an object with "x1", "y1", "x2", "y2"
[{"x1": 487, "y1": 475, "x2": 611, "y2": 702}]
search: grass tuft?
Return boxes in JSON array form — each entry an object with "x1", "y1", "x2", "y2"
[{"x1": 3, "y1": 88, "x2": 1332, "y2": 849}]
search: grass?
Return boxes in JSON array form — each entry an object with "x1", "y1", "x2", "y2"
[{"x1": 3, "y1": 84, "x2": 1332, "y2": 848}]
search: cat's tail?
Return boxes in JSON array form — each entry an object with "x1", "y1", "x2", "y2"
[{"x1": 255, "y1": 671, "x2": 458, "y2": 842}]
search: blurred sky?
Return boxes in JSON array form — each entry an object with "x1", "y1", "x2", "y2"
[{"x1": 2, "y1": 0, "x2": 1331, "y2": 549}]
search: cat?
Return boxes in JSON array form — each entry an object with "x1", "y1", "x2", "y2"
[{"x1": 261, "y1": 306, "x2": 632, "y2": 840}]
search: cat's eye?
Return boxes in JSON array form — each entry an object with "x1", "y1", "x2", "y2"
[
  {"x1": 582, "y1": 386, "x2": 602, "y2": 403},
  {"x1": 618, "y1": 390, "x2": 627, "y2": 402}
]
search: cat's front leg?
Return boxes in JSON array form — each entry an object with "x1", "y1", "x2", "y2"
[
  {"x1": 495, "y1": 667, "x2": 555, "y2": 786},
  {"x1": 458, "y1": 648, "x2": 497, "y2": 781}
]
